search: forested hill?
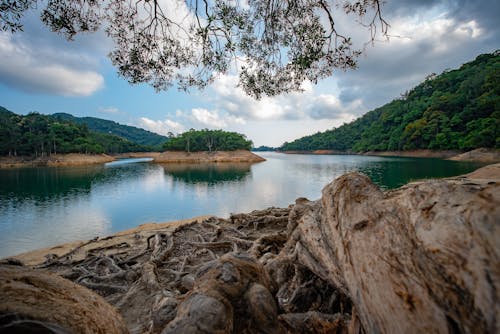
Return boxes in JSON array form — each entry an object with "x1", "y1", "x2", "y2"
[
  {"x1": 52, "y1": 113, "x2": 167, "y2": 148},
  {"x1": 281, "y1": 52, "x2": 499, "y2": 152},
  {"x1": 0, "y1": 107, "x2": 155, "y2": 156}
]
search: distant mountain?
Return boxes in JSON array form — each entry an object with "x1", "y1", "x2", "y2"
[
  {"x1": 252, "y1": 146, "x2": 277, "y2": 152},
  {"x1": 281, "y1": 51, "x2": 499, "y2": 152},
  {"x1": 52, "y1": 113, "x2": 168, "y2": 149}
]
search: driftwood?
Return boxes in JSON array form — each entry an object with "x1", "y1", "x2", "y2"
[{"x1": 1, "y1": 164, "x2": 498, "y2": 333}]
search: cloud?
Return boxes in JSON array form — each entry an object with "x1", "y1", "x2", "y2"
[
  {"x1": 98, "y1": 106, "x2": 120, "y2": 114},
  {"x1": 330, "y1": 1, "x2": 500, "y2": 110},
  {"x1": 207, "y1": 74, "x2": 363, "y2": 122},
  {"x1": 190, "y1": 108, "x2": 229, "y2": 128},
  {"x1": 0, "y1": 32, "x2": 104, "y2": 96},
  {"x1": 175, "y1": 108, "x2": 246, "y2": 128},
  {"x1": 138, "y1": 117, "x2": 185, "y2": 135}
]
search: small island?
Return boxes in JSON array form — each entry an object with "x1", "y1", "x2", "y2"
[{"x1": 154, "y1": 129, "x2": 265, "y2": 163}]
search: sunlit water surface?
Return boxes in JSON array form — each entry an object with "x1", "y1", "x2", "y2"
[{"x1": 0, "y1": 153, "x2": 485, "y2": 257}]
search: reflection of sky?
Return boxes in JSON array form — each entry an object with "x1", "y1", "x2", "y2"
[
  {"x1": 0, "y1": 154, "x2": 486, "y2": 258},
  {"x1": 0, "y1": 198, "x2": 110, "y2": 257}
]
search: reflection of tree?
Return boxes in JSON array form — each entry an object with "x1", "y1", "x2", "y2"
[
  {"x1": 0, "y1": 162, "x2": 157, "y2": 203},
  {"x1": 357, "y1": 159, "x2": 484, "y2": 190},
  {"x1": 161, "y1": 163, "x2": 252, "y2": 185},
  {"x1": 0, "y1": 166, "x2": 104, "y2": 203}
]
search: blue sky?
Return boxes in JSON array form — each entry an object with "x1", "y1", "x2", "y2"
[{"x1": 0, "y1": 0, "x2": 498, "y2": 147}]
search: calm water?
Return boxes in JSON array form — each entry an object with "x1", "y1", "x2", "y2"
[{"x1": 0, "y1": 153, "x2": 485, "y2": 257}]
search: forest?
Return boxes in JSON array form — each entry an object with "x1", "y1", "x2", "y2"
[
  {"x1": 0, "y1": 107, "x2": 151, "y2": 156},
  {"x1": 281, "y1": 52, "x2": 499, "y2": 152},
  {"x1": 163, "y1": 129, "x2": 252, "y2": 152}
]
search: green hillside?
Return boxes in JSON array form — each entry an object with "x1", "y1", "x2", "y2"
[
  {"x1": 0, "y1": 107, "x2": 151, "y2": 156},
  {"x1": 281, "y1": 51, "x2": 499, "y2": 152},
  {"x1": 52, "y1": 113, "x2": 167, "y2": 149}
]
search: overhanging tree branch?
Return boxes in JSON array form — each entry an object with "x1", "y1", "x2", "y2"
[{"x1": 0, "y1": 0, "x2": 389, "y2": 98}]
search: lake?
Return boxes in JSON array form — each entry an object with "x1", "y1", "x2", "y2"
[{"x1": 0, "y1": 152, "x2": 485, "y2": 258}]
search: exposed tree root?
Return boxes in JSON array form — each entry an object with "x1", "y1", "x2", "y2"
[{"x1": 7, "y1": 206, "x2": 352, "y2": 333}]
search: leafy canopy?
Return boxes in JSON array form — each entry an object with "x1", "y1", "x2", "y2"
[
  {"x1": 163, "y1": 129, "x2": 252, "y2": 152},
  {"x1": 1, "y1": 0, "x2": 388, "y2": 98},
  {"x1": 0, "y1": 107, "x2": 153, "y2": 156}
]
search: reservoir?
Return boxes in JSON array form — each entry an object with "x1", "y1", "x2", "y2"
[{"x1": 0, "y1": 152, "x2": 485, "y2": 258}]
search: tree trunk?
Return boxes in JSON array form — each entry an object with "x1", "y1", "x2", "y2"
[{"x1": 278, "y1": 171, "x2": 499, "y2": 333}]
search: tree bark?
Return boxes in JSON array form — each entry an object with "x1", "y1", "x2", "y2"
[{"x1": 278, "y1": 172, "x2": 499, "y2": 333}]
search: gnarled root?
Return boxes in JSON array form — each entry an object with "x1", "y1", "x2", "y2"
[{"x1": 0, "y1": 264, "x2": 128, "y2": 333}]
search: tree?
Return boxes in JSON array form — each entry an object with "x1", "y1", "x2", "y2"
[
  {"x1": 162, "y1": 129, "x2": 252, "y2": 151},
  {"x1": 1, "y1": 0, "x2": 388, "y2": 98}
]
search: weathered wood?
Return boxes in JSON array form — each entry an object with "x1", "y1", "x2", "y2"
[
  {"x1": 0, "y1": 265, "x2": 128, "y2": 333},
  {"x1": 281, "y1": 172, "x2": 500, "y2": 333}
]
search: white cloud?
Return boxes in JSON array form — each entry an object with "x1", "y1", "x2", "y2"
[
  {"x1": 0, "y1": 33, "x2": 104, "y2": 96},
  {"x1": 139, "y1": 117, "x2": 185, "y2": 135},
  {"x1": 207, "y1": 74, "x2": 363, "y2": 122},
  {"x1": 175, "y1": 108, "x2": 246, "y2": 128},
  {"x1": 191, "y1": 108, "x2": 228, "y2": 128},
  {"x1": 98, "y1": 106, "x2": 120, "y2": 114}
]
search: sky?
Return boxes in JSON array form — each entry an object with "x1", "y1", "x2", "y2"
[{"x1": 0, "y1": 0, "x2": 498, "y2": 147}]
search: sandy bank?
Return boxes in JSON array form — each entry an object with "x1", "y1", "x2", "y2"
[
  {"x1": 154, "y1": 150, "x2": 266, "y2": 163},
  {"x1": 448, "y1": 148, "x2": 500, "y2": 163},
  {"x1": 0, "y1": 153, "x2": 115, "y2": 168}
]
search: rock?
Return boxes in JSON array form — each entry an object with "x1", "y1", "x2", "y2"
[
  {"x1": 0, "y1": 265, "x2": 128, "y2": 333},
  {"x1": 282, "y1": 167, "x2": 499, "y2": 333}
]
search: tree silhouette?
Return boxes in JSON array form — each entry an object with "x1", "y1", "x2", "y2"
[{"x1": 1, "y1": 0, "x2": 388, "y2": 98}]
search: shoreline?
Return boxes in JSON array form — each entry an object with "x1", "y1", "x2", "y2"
[
  {"x1": 0, "y1": 153, "x2": 115, "y2": 168},
  {"x1": 2, "y1": 148, "x2": 497, "y2": 168},
  {"x1": 280, "y1": 147, "x2": 500, "y2": 162},
  {"x1": 0, "y1": 150, "x2": 266, "y2": 168}
]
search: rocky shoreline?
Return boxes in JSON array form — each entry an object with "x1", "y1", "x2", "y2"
[{"x1": 1, "y1": 163, "x2": 498, "y2": 333}]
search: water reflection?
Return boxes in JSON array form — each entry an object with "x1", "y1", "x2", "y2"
[
  {"x1": 0, "y1": 166, "x2": 104, "y2": 203},
  {"x1": 161, "y1": 162, "x2": 252, "y2": 185},
  {"x1": 355, "y1": 157, "x2": 485, "y2": 189}
]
